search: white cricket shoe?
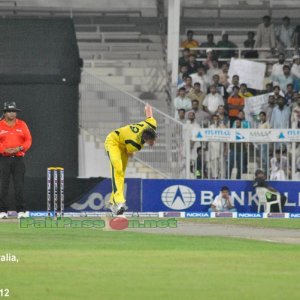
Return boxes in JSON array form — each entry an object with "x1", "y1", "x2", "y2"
[
  {"x1": 17, "y1": 211, "x2": 28, "y2": 219},
  {"x1": 109, "y1": 203, "x2": 118, "y2": 214},
  {"x1": 0, "y1": 212, "x2": 8, "y2": 219}
]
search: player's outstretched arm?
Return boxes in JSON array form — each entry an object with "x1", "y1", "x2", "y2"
[{"x1": 144, "y1": 104, "x2": 153, "y2": 118}]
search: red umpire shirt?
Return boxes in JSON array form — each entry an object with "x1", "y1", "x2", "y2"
[{"x1": 0, "y1": 118, "x2": 32, "y2": 156}]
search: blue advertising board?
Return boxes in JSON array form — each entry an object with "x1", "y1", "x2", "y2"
[
  {"x1": 66, "y1": 178, "x2": 141, "y2": 212},
  {"x1": 142, "y1": 179, "x2": 300, "y2": 213}
]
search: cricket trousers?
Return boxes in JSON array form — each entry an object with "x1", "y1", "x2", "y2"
[
  {"x1": 0, "y1": 156, "x2": 26, "y2": 212},
  {"x1": 105, "y1": 133, "x2": 128, "y2": 205}
]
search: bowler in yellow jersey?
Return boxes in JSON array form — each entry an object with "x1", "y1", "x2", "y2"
[{"x1": 104, "y1": 105, "x2": 157, "y2": 215}]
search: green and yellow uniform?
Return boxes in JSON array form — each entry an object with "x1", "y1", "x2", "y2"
[{"x1": 104, "y1": 117, "x2": 157, "y2": 204}]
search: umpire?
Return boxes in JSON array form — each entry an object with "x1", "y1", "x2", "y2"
[{"x1": 0, "y1": 102, "x2": 32, "y2": 219}]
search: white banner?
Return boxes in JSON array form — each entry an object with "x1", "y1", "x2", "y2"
[
  {"x1": 244, "y1": 93, "x2": 270, "y2": 126},
  {"x1": 228, "y1": 58, "x2": 266, "y2": 90},
  {"x1": 192, "y1": 128, "x2": 300, "y2": 142}
]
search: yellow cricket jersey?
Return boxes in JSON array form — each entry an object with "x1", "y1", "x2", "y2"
[{"x1": 109, "y1": 117, "x2": 157, "y2": 154}]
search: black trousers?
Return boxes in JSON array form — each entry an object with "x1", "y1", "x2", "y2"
[{"x1": 0, "y1": 156, "x2": 26, "y2": 212}]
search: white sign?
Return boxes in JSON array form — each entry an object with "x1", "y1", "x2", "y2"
[
  {"x1": 192, "y1": 129, "x2": 300, "y2": 142},
  {"x1": 228, "y1": 58, "x2": 266, "y2": 90}
]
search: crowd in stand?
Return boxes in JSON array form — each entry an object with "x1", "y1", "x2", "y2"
[{"x1": 175, "y1": 15, "x2": 300, "y2": 180}]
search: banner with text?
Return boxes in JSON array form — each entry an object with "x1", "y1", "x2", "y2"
[
  {"x1": 66, "y1": 178, "x2": 141, "y2": 212},
  {"x1": 192, "y1": 128, "x2": 300, "y2": 142},
  {"x1": 142, "y1": 179, "x2": 300, "y2": 213}
]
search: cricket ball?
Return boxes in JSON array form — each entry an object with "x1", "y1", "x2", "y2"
[{"x1": 109, "y1": 216, "x2": 129, "y2": 230}]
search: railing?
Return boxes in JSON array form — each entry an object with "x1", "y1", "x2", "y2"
[
  {"x1": 179, "y1": 47, "x2": 298, "y2": 61},
  {"x1": 186, "y1": 128, "x2": 300, "y2": 181},
  {"x1": 79, "y1": 69, "x2": 185, "y2": 179}
]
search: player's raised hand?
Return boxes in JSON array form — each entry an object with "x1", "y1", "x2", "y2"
[{"x1": 144, "y1": 104, "x2": 153, "y2": 118}]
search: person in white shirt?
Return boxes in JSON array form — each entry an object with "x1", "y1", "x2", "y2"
[
  {"x1": 271, "y1": 53, "x2": 286, "y2": 80},
  {"x1": 184, "y1": 111, "x2": 201, "y2": 176},
  {"x1": 208, "y1": 186, "x2": 236, "y2": 212},
  {"x1": 173, "y1": 87, "x2": 192, "y2": 119},
  {"x1": 291, "y1": 96, "x2": 300, "y2": 128},
  {"x1": 207, "y1": 114, "x2": 225, "y2": 179},
  {"x1": 190, "y1": 65, "x2": 210, "y2": 93},
  {"x1": 258, "y1": 111, "x2": 270, "y2": 172},
  {"x1": 270, "y1": 149, "x2": 289, "y2": 180},
  {"x1": 226, "y1": 74, "x2": 240, "y2": 95},
  {"x1": 291, "y1": 55, "x2": 300, "y2": 79},
  {"x1": 275, "y1": 16, "x2": 294, "y2": 55},
  {"x1": 254, "y1": 15, "x2": 276, "y2": 59},
  {"x1": 203, "y1": 84, "x2": 224, "y2": 115}
]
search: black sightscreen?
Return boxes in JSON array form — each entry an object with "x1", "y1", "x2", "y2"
[{"x1": 0, "y1": 18, "x2": 80, "y2": 179}]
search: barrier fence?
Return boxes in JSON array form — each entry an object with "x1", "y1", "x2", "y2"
[{"x1": 186, "y1": 128, "x2": 300, "y2": 180}]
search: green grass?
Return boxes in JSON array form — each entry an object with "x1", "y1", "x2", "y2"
[
  {"x1": 182, "y1": 218, "x2": 300, "y2": 229},
  {"x1": 1, "y1": 221, "x2": 300, "y2": 300}
]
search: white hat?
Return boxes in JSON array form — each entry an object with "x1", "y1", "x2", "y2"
[
  {"x1": 293, "y1": 55, "x2": 300, "y2": 60},
  {"x1": 206, "y1": 48, "x2": 213, "y2": 53}
]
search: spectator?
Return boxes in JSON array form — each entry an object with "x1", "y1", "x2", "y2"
[
  {"x1": 208, "y1": 186, "x2": 236, "y2": 212},
  {"x1": 258, "y1": 111, "x2": 270, "y2": 172},
  {"x1": 195, "y1": 146, "x2": 207, "y2": 179},
  {"x1": 265, "y1": 82, "x2": 274, "y2": 94},
  {"x1": 186, "y1": 53, "x2": 199, "y2": 75},
  {"x1": 217, "y1": 105, "x2": 229, "y2": 127},
  {"x1": 184, "y1": 111, "x2": 201, "y2": 171},
  {"x1": 230, "y1": 118, "x2": 247, "y2": 179},
  {"x1": 207, "y1": 114, "x2": 225, "y2": 179},
  {"x1": 179, "y1": 48, "x2": 190, "y2": 67},
  {"x1": 239, "y1": 83, "x2": 253, "y2": 98},
  {"x1": 291, "y1": 95, "x2": 300, "y2": 128},
  {"x1": 275, "y1": 16, "x2": 294, "y2": 56},
  {"x1": 217, "y1": 33, "x2": 237, "y2": 59},
  {"x1": 273, "y1": 85, "x2": 285, "y2": 104},
  {"x1": 291, "y1": 55, "x2": 300, "y2": 92},
  {"x1": 178, "y1": 66, "x2": 188, "y2": 85},
  {"x1": 203, "y1": 84, "x2": 224, "y2": 115},
  {"x1": 273, "y1": 65, "x2": 294, "y2": 93},
  {"x1": 227, "y1": 85, "x2": 244, "y2": 126},
  {"x1": 178, "y1": 109, "x2": 186, "y2": 124},
  {"x1": 291, "y1": 55, "x2": 300, "y2": 78},
  {"x1": 181, "y1": 30, "x2": 200, "y2": 50},
  {"x1": 232, "y1": 110, "x2": 250, "y2": 128},
  {"x1": 285, "y1": 83, "x2": 294, "y2": 105},
  {"x1": 187, "y1": 99, "x2": 210, "y2": 127},
  {"x1": 254, "y1": 15, "x2": 276, "y2": 59},
  {"x1": 200, "y1": 33, "x2": 216, "y2": 57},
  {"x1": 253, "y1": 169, "x2": 286, "y2": 212},
  {"x1": 270, "y1": 149, "x2": 289, "y2": 180},
  {"x1": 270, "y1": 96, "x2": 290, "y2": 128},
  {"x1": 266, "y1": 94, "x2": 276, "y2": 121},
  {"x1": 173, "y1": 87, "x2": 192, "y2": 119},
  {"x1": 211, "y1": 74, "x2": 228, "y2": 99},
  {"x1": 190, "y1": 65, "x2": 210, "y2": 93},
  {"x1": 294, "y1": 25, "x2": 300, "y2": 53},
  {"x1": 178, "y1": 75, "x2": 193, "y2": 93},
  {"x1": 218, "y1": 62, "x2": 230, "y2": 87},
  {"x1": 271, "y1": 53, "x2": 286, "y2": 79},
  {"x1": 0, "y1": 102, "x2": 32, "y2": 219},
  {"x1": 207, "y1": 59, "x2": 220, "y2": 84},
  {"x1": 243, "y1": 31, "x2": 258, "y2": 58},
  {"x1": 264, "y1": 62, "x2": 274, "y2": 88},
  {"x1": 291, "y1": 91, "x2": 300, "y2": 110},
  {"x1": 227, "y1": 75, "x2": 240, "y2": 95},
  {"x1": 203, "y1": 48, "x2": 216, "y2": 70},
  {"x1": 187, "y1": 83, "x2": 206, "y2": 108}
]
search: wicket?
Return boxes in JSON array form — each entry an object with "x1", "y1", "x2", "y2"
[{"x1": 47, "y1": 167, "x2": 64, "y2": 217}]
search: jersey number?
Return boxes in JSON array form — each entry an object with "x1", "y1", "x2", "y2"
[{"x1": 130, "y1": 123, "x2": 144, "y2": 133}]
